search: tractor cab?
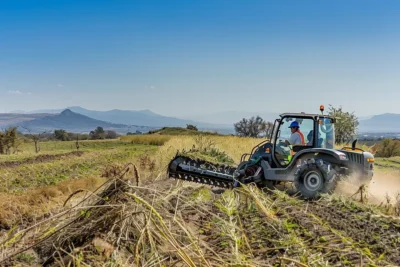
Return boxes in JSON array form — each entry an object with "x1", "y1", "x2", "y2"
[
  {"x1": 271, "y1": 111, "x2": 335, "y2": 167},
  {"x1": 244, "y1": 106, "x2": 336, "y2": 168}
]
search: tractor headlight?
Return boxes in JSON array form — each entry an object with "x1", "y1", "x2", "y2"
[{"x1": 336, "y1": 152, "x2": 347, "y2": 160}]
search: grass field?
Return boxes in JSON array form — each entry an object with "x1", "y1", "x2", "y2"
[{"x1": 1, "y1": 134, "x2": 400, "y2": 266}]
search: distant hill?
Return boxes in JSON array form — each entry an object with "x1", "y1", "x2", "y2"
[
  {"x1": 24, "y1": 106, "x2": 232, "y2": 130},
  {"x1": 358, "y1": 113, "x2": 400, "y2": 133},
  {"x1": 11, "y1": 109, "x2": 156, "y2": 134},
  {"x1": 0, "y1": 113, "x2": 56, "y2": 129}
]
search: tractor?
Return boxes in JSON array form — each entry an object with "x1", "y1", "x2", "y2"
[{"x1": 168, "y1": 106, "x2": 374, "y2": 198}]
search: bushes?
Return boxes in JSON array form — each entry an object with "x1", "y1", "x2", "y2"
[{"x1": 375, "y1": 139, "x2": 400, "y2": 158}]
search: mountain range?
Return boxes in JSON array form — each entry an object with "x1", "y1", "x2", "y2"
[
  {"x1": 2, "y1": 106, "x2": 400, "y2": 134},
  {"x1": 357, "y1": 113, "x2": 400, "y2": 133},
  {"x1": 1, "y1": 107, "x2": 235, "y2": 134},
  {"x1": 21, "y1": 106, "x2": 232, "y2": 130},
  {"x1": 3, "y1": 109, "x2": 156, "y2": 134}
]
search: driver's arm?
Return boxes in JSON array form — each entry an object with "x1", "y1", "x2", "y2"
[{"x1": 286, "y1": 134, "x2": 299, "y2": 146}]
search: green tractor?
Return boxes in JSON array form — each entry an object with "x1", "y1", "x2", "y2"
[{"x1": 168, "y1": 106, "x2": 374, "y2": 198}]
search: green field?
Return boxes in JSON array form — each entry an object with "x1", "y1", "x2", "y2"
[{"x1": 375, "y1": 157, "x2": 400, "y2": 169}]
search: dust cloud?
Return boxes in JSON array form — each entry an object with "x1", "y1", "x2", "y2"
[{"x1": 335, "y1": 169, "x2": 400, "y2": 205}]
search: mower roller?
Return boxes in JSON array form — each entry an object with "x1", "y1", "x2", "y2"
[{"x1": 167, "y1": 106, "x2": 374, "y2": 198}]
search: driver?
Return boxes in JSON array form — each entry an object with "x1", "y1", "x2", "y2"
[
  {"x1": 275, "y1": 121, "x2": 305, "y2": 164},
  {"x1": 285, "y1": 121, "x2": 305, "y2": 146}
]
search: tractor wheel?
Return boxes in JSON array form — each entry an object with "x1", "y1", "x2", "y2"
[{"x1": 294, "y1": 159, "x2": 338, "y2": 199}]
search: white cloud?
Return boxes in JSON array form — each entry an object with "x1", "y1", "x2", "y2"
[
  {"x1": 57, "y1": 84, "x2": 64, "y2": 87},
  {"x1": 7, "y1": 90, "x2": 32, "y2": 95},
  {"x1": 8, "y1": 90, "x2": 23, "y2": 94}
]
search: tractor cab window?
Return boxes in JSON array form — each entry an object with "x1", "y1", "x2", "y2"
[
  {"x1": 269, "y1": 119, "x2": 280, "y2": 145},
  {"x1": 274, "y1": 117, "x2": 314, "y2": 166},
  {"x1": 317, "y1": 118, "x2": 335, "y2": 149}
]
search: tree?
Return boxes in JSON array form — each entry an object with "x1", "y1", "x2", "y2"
[
  {"x1": 54, "y1": 129, "x2": 69, "y2": 141},
  {"x1": 0, "y1": 127, "x2": 19, "y2": 154},
  {"x1": 186, "y1": 124, "x2": 198, "y2": 131},
  {"x1": 260, "y1": 121, "x2": 274, "y2": 138},
  {"x1": 234, "y1": 116, "x2": 266, "y2": 137},
  {"x1": 327, "y1": 105, "x2": 359, "y2": 144},
  {"x1": 90, "y1": 126, "x2": 105, "y2": 140},
  {"x1": 22, "y1": 127, "x2": 47, "y2": 153},
  {"x1": 105, "y1": 130, "x2": 118, "y2": 139}
]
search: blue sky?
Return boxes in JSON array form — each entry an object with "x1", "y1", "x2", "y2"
[{"x1": 1, "y1": 0, "x2": 399, "y2": 118}]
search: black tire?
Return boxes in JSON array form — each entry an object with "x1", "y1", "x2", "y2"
[{"x1": 294, "y1": 158, "x2": 338, "y2": 199}]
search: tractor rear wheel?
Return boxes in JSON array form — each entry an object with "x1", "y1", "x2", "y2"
[{"x1": 294, "y1": 159, "x2": 338, "y2": 199}]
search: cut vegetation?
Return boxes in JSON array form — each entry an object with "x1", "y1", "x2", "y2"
[{"x1": 0, "y1": 134, "x2": 399, "y2": 266}]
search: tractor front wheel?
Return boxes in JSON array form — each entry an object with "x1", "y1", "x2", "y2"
[{"x1": 294, "y1": 159, "x2": 338, "y2": 199}]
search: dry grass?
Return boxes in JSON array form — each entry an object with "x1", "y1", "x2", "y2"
[
  {"x1": 153, "y1": 135, "x2": 262, "y2": 174},
  {"x1": 0, "y1": 145, "x2": 155, "y2": 193},
  {"x1": 0, "y1": 175, "x2": 278, "y2": 266},
  {"x1": 2, "y1": 136, "x2": 400, "y2": 266},
  {"x1": 3, "y1": 177, "x2": 396, "y2": 266},
  {"x1": 0, "y1": 176, "x2": 106, "y2": 228},
  {"x1": 0, "y1": 135, "x2": 264, "y2": 266},
  {"x1": 0, "y1": 142, "x2": 157, "y2": 231},
  {"x1": 120, "y1": 135, "x2": 171, "y2": 146}
]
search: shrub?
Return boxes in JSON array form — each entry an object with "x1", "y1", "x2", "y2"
[
  {"x1": 375, "y1": 138, "x2": 400, "y2": 158},
  {"x1": 186, "y1": 124, "x2": 198, "y2": 131}
]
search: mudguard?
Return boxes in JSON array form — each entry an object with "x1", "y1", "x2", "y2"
[{"x1": 289, "y1": 148, "x2": 348, "y2": 167}]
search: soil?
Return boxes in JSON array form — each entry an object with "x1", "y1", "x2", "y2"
[
  {"x1": 179, "y1": 184, "x2": 400, "y2": 266},
  {"x1": 2, "y1": 176, "x2": 400, "y2": 266},
  {"x1": 307, "y1": 201, "x2": 400, "y2": 265}
]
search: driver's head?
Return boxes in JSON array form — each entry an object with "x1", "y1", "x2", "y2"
[{"x1": 288, "y1": 121, "x2": 300, "y2": 133}]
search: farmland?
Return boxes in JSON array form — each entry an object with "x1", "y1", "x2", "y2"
[{"x1": 1, "y1": 134, "x2": 400, "y2": 266}]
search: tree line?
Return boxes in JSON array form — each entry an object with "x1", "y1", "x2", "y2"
[{"x1": 0, "y1": 126, "x2": 120, "y2": 155}]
